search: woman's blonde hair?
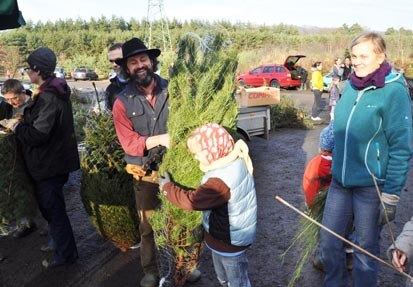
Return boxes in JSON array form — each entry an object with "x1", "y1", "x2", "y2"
[{"x1": 350, "y1": 32, "x2": 387, "y2": 55}]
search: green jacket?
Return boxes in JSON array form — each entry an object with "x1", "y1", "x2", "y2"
[{"x1": 332, "y1": 73, "x2": 412, "y2": 196}]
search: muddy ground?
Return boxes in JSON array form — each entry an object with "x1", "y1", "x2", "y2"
[{"x1": 0, "y1": 90, "x2": 412, "y2": 287}]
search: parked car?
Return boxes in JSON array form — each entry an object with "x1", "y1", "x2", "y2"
[
  {"x1": 54, "y1": 66, "x2": 66, "y2": 78},
  {"x1": 237, "y1": 55, "x2": 306, "y2": 89},
  {"x1": 73, "y1": 67, "x2": 98, "y2": 81}
]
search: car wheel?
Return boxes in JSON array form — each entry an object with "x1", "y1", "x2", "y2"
[
  {"x1": 238, "y1": 80, "x2": 245, "y2": 87},
  {"x1": 270, "y1": 80, "x2": 280, "y2": 88}
]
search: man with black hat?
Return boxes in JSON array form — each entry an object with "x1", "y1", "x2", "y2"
[
  {"x1": 113, "y1": 37, "x2": 201, "y2": 286},
  {"x1": 112, "y1": 37, "x2": 170, "y2": 287},
  {"x1": 0, "y1": 47, "x2": 79, "y2": 268}
]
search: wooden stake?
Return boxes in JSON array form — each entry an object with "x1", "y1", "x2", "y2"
[{"x1": 275, "y1": 195, "x2": 413, "y2": 282}]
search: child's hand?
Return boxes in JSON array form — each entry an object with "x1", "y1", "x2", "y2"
[
  {"x1": 159, "y1": 171, "x2": 171, "y2": 194},
  {"x1": 392, "y1": 249, "x2": 407, "y2": 272}
]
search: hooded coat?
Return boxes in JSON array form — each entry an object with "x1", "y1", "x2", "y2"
[{"x1": 15, "y1": 77, "x2": 79, "y2": 180}]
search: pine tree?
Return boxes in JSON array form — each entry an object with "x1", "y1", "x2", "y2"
[
  {"x1": 150, "y1": 33, "x2": 239, "y2": 286},
  {"x1": 0, "y1": 131, "x2": 37, "y2": 232},
  {"x1": 80, "y1": 112, "x2": 139, "y2": 251}
]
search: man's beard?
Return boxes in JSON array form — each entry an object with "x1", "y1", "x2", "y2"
[{"x1": 130, "y1": 66, "x2": 155, "y2": 88}]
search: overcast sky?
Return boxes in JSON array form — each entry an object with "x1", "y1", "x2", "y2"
[{"x1": 18, "y1": 0, "x2": 413, "y2": 31}]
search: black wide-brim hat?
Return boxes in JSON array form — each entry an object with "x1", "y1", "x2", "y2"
[{"x1": 115, "y1": 37, "x2": 161, "y2": 66}]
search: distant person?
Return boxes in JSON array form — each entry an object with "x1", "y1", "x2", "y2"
[
  {"x1": 310, "y1": 61, "x2": 324, "y2": 121},
  {"x1": 297, "y1": 65, "x2": 308, "y2": 90},
  {"x1": 0, "y1": 79, "x2": 37, "y2": 239},
  {"x1": 320, "y1": 32, "x2": 412, "y2": 287},
  {"x1": 338, "y1": 57, "x2": 353, "y2": 94},
  {"x1": 302, "y1": 121, "x2": 334, "y2": 208},
  {"x1": 329, "y1": 76, "x2": 340, "y2": 120},
  {"x1": 104, "y1": 43, "x2": 128, "y2": 111},
  {"x1": 329, "y1": 57, "x2": 343, "y2": 79},
  {"x1": 0, "y1": 47, "x2": 80, "y2": 268},
  {"x1": 341, "y1": 57, "x2": 353, "y2": 81},
  {"x1": 160, "y1": 123, "x2": 257, "y2": 287}
]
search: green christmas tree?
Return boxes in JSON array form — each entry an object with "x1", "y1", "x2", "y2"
[
  {"x1": 150, "y1": 33, "x2": 239, "y2": 286},
  {"x1": 0, "y1": 131, "x2": 37, "y2": 233},
  {"x1": 80, "y1": 112, "x2": 139, "y2": 251}
]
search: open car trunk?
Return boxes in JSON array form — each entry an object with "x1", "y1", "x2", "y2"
[{"x1": 284, "y1": 55, "x2": 306, "y2": 80}]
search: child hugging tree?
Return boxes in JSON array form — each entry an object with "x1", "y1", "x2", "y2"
[{"x1": 159, "y1": 123, "x2": 257, "y2": 287}]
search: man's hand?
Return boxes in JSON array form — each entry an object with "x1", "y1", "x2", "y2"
[
  {"x1": 377, "y1": 202, "x2": 397, "y2": 226},
  {"x1": 158, "y1": 133, "x2": 170, "y2": 148},
  {"x1": 159, "y1": 171, "x2": 171, "y2": 194},
  {"x1": 0, "y1": 118, "x2": 20, "y2": 132},
  {"x1": 392, "y1": 249, "x2": 407, "y2": 272}
]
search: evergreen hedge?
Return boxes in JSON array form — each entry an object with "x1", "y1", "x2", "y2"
[
  {"x1": 80, "y1": 112, "x2": 139, "y2": 251},
  {"x1": 0, "y1": 131, "x2": 37, "y2": 232}
]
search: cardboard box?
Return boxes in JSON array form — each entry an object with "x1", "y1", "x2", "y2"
[{"x1": 237, "y1": 87, "x2": 280, "y2": 107}]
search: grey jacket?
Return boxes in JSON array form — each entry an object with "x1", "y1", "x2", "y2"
[{"x1": 388, "y1": 216, "x2": 413, "y2": 286}]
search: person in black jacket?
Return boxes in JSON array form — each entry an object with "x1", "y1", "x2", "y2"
[
  {"x1": 104, "y1": 42, "x2": 128, "y2": 111},
  {"x1": 0, "y1": 47, "x2": 80, "y2": 268},
  {"x1": 0, "y1": 79, "x2": 38, "y2": 238}
]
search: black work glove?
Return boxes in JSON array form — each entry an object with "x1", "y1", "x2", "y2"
[
  {"x1": 377, "y1": 203, "x2": 397, "y2": 226},
  {"x1": 159, "y1": 171, "x2": 171, "y2": 192}
]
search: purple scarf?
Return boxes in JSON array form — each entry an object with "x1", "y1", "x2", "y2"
[{"x1": 350, "y1": 61, "x2": 392, "y2": 90}]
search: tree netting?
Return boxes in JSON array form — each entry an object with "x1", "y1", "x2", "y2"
[
  {"x1": 0, "y1": 130, "x2": 37, "y2": 234},
  {"x1": 150, "y1": 33, "x2": 239, "y2": 287},
  {"x1": 79, "y1": 110, "x2": 140, "y2": 251}
]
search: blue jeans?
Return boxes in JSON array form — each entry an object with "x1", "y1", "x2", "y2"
[
  {"x1": 211, "y1": 251, "x2": 251, "y2": 287},
  {"x1": 320, "y1": 179, "x2": 381, "y2": 287}
]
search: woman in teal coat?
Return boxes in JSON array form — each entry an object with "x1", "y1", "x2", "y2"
[{"x1": 320, "y1": 32, "x2": 412, "y2": 287}]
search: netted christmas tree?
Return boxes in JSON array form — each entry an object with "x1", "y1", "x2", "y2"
[
  {"x1": 280, "y1": 190, "x2": 328, "y2": 287},
  {"x1": 80, "y1": 111, "x2": 139, "y2": 251},
  {"x1": 150, "y1": 33, "x2": 239, "y2": 287},
  {"x1": 0, "y1": 130, "x2": 37, "y2": 234}
]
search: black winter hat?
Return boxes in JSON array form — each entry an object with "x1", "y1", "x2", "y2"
[
  {"x1": 27, "y1": 47, "x2": 57, "y2": 73},
  {"x1": 115, "y1": 38, "x2": 161, "y2": 66}
]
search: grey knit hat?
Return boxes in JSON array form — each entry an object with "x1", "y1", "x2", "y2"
[
  {"x1": 319, "y1": 121, "x2": 335, "y2": 152},
  {"x1": 27, "y1": 47, "x2": 57, "y2": 73}
]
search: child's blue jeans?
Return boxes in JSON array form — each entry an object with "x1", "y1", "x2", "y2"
[{"x1": 211, "y1": 250, "x2": 251, "y2": 287}]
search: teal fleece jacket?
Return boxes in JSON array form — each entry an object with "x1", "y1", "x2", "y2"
[{"x1": 332, "y1": 73, "x2": 412, "y2": 196}]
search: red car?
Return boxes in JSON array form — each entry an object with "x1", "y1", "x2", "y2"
[{"x1": 237, "y1": 55, "x2": 306, "y2": 88}]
